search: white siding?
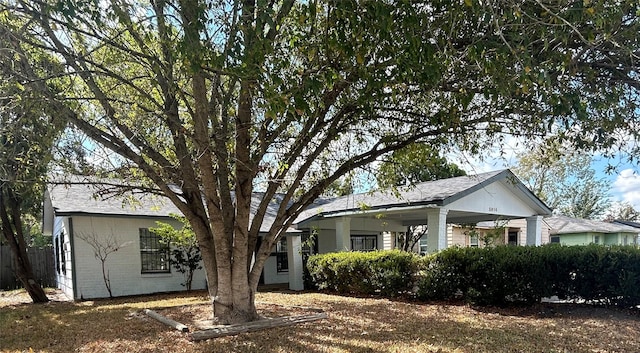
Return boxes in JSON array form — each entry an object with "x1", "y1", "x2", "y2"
[
  {"x1": 447, "y1": 181, "x2": 539, "y2": 218},
  {"x1": 53, "y1": 216, "x2": 73, "y2": 299},
  {"x1": 382, "y1": 232, "x2": 395, "y2": 250},
  {"x1": 70, "y1": 216, "x2": 207, "y2": 299},
  {"x1": 448, "y1": 218, "x2": 553, "y2": 248},
  {"x1": 450, "y1": 225, "x2": 467, "y2": 247},
  {"x1": 317, "y1": 229, "x2": 337, "y2": 254},
  {"x1": 376, "y1": 233, "x2": 384, "y2": 250}
]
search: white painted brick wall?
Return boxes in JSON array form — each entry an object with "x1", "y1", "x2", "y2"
[{"x1": 70, "y1": 216, "x2": 207, "y2": 299}]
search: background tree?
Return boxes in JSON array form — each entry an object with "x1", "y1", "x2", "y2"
[
  {"x1": 604, "y1": 202, "x2": 640, "y2": 222},
  {"x1": 513, "y1": 142, "x2": 610, "y2": 219},
  {"x1": 323, "y1": 172, "x2": 356, "y2": 197},
  {"x1": 0, "y1": 20, "x2": 65, "y2": 302},
  {"x1": 3, "y1": 0, "x2": 640, "y2": 323},
  {"x1": 151, "y1": 215, "x2": 203, "y2": 291},
  {"x1": 377, "y1": 143, "x2": 466, "y2": 189},
  {"x1": 558, "y1": 178, "x2": 611, "y2": 219}
]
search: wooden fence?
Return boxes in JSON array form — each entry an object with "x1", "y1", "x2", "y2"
[{"x1": 0, "y1": 245, "x2": 56, "y2": 290}]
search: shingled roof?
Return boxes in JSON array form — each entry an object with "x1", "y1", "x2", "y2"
[
  {"x1": 295, "y1": 169, "x2": 551, "y2": 223},
  {"x1": 44, "y1": 180, "x2": 284, "y2": 233},
  {"x1": 546, "y1": 215, "x2": 640, "y2": 235},
  {"x1": 45, "y1": 169, "x2": 551, "y2": 234},
  {"x1": 46, "y1": 181, "x2": 181, "y2": 218}
]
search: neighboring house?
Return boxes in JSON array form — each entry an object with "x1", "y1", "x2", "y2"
[
  {"x1": 43, "y1": 169, "x2": 552, "y2": 299},
  {"x1": 545, "y1": 215, "x2": 640, "y2": 246},
  {"x1": 612, "y1": 220, "x2": 640, "y2": 244}
]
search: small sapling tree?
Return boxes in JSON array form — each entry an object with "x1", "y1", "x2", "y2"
[{"x1": 152, "y1": 215, "x2": 202, "y2": 291}]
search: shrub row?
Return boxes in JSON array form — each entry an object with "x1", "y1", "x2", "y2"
[
  {"x1": 307, "y1": 245, "x2": 640, "y2": 307},
  {"x1": 306, "y1": 250, "x2": 420, "y2": 297},
  {"x1": 418, "y1": 244, "x2": 640, "y2": 306}
]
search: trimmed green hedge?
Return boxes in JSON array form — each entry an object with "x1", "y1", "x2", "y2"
[
  {"x1": 417, "y1": 244, "x2": 640, "y2": 307},
  {"x1": 307, "y1": 245, "x2": 640, "y2": 307},
  {"x1": 306, "y1": 250, "x2": 420, "y2": 297}
]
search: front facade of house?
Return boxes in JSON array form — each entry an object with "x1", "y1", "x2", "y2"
[
  {"x1": 293, "y1": 170, "x2": 552, "y2": 257},
  {"x1": 44, "y1": 169, "x2": 553, "y2": 299}
]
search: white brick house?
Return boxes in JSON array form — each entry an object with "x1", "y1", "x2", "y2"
[{"x1": 43, "y1": 169, "x2": 552, "y2": 299}]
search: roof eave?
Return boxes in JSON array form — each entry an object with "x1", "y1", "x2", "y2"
[
  {"x1": 294, "y1": 199, "x2": 446, "y2": 226},
  {"x1": 52, "y1": 211, "x2": 175, "y2": 220}
]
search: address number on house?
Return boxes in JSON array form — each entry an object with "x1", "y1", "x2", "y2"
[{"x1": 488, "y1": 207, "x2": 498, "y2": 212}]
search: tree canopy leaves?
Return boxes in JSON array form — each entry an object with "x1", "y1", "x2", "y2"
[
  {"x1": 0, "y1": 15, "x2": 66, "y2": 302},
  {"x1": 376, "y1": 143, "x2": 466, "y2": 189},
  {"x1": 2, "y1": 0, "x2": 639, "y2": 320}
]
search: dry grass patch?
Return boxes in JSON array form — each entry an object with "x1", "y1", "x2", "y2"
[{"x1": 1, "y1": 289, "x2": 640, "y2": 353}]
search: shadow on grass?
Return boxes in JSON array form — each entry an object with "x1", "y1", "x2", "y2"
[
  {"x1": 2, "y1": 290, "x2": 640, "y2": 353},
  {"x1": 196, "y1": 293, "x2": 640, "y2": 353},
  {"x1": 0, "y1": 290, "x2": 211, "y2": 352},
  {"x1": 0, "y1": 301, "x2": 165, "y2": 352}
]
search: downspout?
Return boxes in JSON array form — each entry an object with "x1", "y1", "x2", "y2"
[{"x1": 68, "y1": 217, "x2": 79, "y2": 300}]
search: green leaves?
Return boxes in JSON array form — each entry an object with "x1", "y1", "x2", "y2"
[
  {"x1": 419, "y1": 244, "x2": 640, "y2": 307},
  {"x1": 377, "y1": 143, "x2": 466, "y2": 189},
  {"x1": 151, "y1": 214, "x2": 202, "y2": 290},
  {"x1": 3, "y1": 0, "x2": 640, "y2": 316},
  {"x1": 307, "y1": 250, "x2": 419, "y2": 296}
]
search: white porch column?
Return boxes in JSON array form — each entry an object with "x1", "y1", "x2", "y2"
[
  {"x1": 335, "y1": 217, "x2": 351, "y2": 251},
  {"x1": 526, "y1": 215, "x2": 543, "y2": 246},
  {"x1": 287, "y1": 234, "x2": 304, "y2": 291},
  {"x1": 426, "y1": 208, "x2": 449, "y2": 253}
]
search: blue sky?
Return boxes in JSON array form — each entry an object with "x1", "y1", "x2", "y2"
[{"x1": 592, "y1": 158, "x2": 640, "y2": 210}]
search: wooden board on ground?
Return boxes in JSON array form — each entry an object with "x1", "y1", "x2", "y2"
[
  {"x1": 144, "y1": 308, "x2": 189, "y2": 332},
  {"x1": 190, "y1": 313, "x2": 328, "y2": 341}
]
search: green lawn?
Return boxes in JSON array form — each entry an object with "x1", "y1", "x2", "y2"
[{"x1": 1, "y1": 288, "x2": 639, "y2": 353}]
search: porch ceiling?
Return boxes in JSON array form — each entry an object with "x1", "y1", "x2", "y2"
[{"x1": 322, "y1": 206, "x2": 523, "y2": 227}]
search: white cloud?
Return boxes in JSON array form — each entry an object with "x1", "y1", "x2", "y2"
[{"x1": 611, "y1": 168, "x2": 640, "y2": 209}]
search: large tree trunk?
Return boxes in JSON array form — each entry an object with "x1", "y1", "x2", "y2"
[{"x1": 0, "y1": 188, "x2": 48, "y2": 303}]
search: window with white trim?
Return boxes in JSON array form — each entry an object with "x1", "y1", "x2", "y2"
[
  {"x1": 60, "y1": 231, "x2": 66, "y2": 274},
  {"x1": 54, "y1": 234, "x2": 60, "y2": 274},
  {"x1": 140, "y1": 228, "x2": 170, "y2": 273},
  {"x1": 351, "y1": 235, "x2": 377, "y2": 251},
  {"x1": 419, "y1": 236, "x2": 428, "y2": 255},
  {"x1": 469, "y1": 233, "x2": 479, "y2": 247}
]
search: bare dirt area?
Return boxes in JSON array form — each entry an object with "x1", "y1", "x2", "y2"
[
  {"x1": 155, "y1": 301, "x2": 319, "y2": 331},
  {"x1": 0, "y1": 288, "x2": 69, "y2": 305}
]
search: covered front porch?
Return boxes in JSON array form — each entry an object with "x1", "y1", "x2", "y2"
[{"x1": 281, "y1": 170, "x2": 552, "y2": 290}]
